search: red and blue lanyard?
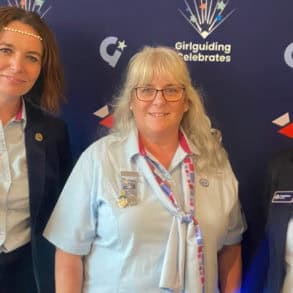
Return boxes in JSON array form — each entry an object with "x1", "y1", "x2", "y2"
[{"x1": 138, "y1": 132, "x2": 205, "y2": 292}]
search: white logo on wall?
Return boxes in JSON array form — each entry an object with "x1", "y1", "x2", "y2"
[
  {"x1": 176, "y1": 0, "x2": 235, "y2": 63},
  {"x1": 179, "y1": 0, "x2": 235, "y2": 39},
  {"x1": 7, "y1": 0, "x2": 51, "y2": 17},
  {"x1": 99, "y1": 36, "x2": 127, "y2": 68},
  {"x1": 284, "y1": 43, "x2": 293, "y2": 68}
]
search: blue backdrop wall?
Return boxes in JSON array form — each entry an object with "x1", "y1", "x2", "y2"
[{"x1": 2, "y1": 0, "x2": 292, "y2": 290}]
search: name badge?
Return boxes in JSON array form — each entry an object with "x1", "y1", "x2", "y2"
[
  {"x1": 272, "y1": 191, "x2": 293, "y2": 203},
  {"x1": 117, "y1": 171, "x2": 139, "y2": 208}
]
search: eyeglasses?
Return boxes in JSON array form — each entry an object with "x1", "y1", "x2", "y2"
[{"x1": 134, "y1": 86, "x2": 185, "y2": 102}]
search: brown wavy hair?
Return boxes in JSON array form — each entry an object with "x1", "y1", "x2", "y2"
[{"x1": 0, "y1": 6, "x2": 65, "y2": 112}]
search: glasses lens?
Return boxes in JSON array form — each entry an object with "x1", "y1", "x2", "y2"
[
  {"x1": 136, "y1": 86, "x2": 184, "y2": 101},
  {"x1": 163, "y1": 87, "x2": 183, "y2": 101},
  {"x1": 136, "y1": 87, "x2": 156, "y2": 101}
]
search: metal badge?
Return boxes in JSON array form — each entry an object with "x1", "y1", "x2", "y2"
[
  {"x1": 117, "y1": 195, "x2": 129, "y2": 208},
  {"x1": 199, "y1": 178, "x2": 209, "y2": 187},
  {"x1": 35, "y1": 132, "x2": 43, "y2": 142}
]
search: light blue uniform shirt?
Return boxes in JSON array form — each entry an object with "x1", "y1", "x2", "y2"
[
  {"x1": 44, "y1": 129, "x2": 245, "y2": 293},
  {"x1": 0, "y1": 101, "x2": 30, "y2": 253}
]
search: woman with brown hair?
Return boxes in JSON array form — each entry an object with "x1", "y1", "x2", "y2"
[{"x1": 0, "y1": 6, "x2": 72, "y2": 293}]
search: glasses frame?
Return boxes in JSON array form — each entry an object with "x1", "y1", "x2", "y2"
[{"x1": 134, "y1": 86, "x2": 185, "y2": 102}]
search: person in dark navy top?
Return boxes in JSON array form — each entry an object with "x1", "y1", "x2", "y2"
[
  {"x1": 264, "y1": 148, "x2": 293, "y2": 293},
  {"x1": 0, "y1": 6, "x2": 72, "y2": 293}
]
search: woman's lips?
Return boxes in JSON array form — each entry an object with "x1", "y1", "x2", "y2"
[
  {"x1": 148, "y1": 112, "x2": 169, "y2": 117},
  {"x1": 1, "y1": 75, "x2": 26, "y2": 83}
]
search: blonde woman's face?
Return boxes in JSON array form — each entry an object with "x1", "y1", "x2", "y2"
[
  {"x1": 0, "y1": 21, "x2": 43, "y2": 100},
  {"x1": 130, "y1": 73, "x2": 188, "y2": 141}
]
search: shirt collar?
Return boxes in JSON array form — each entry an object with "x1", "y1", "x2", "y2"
[
  {"x1": 124, "y1": 127, "x2": 200, "y2": 163},
  {"x1": 124, "y1": 127, "x2": 141, "y2": 162},
  {"x1": 178, "y1": 128, "x2": 200, "y2": 156},
  {"x1": 4, "y1": 98, "x2": 27, "y2": 129},
  {"x1": 13, "y1": 98, "x2": 27, "y2": 129},
  {"x1": 170, "y1": 129, "x2": 200, "y2": 171}
]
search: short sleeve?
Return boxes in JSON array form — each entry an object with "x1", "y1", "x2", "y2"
[
  {"x1": 224, "y1": 200, "x2": 247, "y2": 245},
  {"x1": 223, "y1": 164, "x2": 247, "y2": 245},
  {"x1": 43, "y1": 145, "x2": 97, "y2": 255}
]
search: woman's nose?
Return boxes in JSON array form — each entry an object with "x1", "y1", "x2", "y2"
[
  {"x1": 9, "y1": 55, "x2": 24, "y2": 72},
  {"x1": 152, "y1": 89, "x2": 166, "y2": 104}
]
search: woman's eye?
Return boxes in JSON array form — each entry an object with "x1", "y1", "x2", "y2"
[
  {"x1": 27, "y1": 55, "x2": 39, "y2": 63},
  {"x1": 0, "y1": 47, "x2": 12, "y2": 54},
  {"x1": 142, "y1": 88, "x2": 155, "y2": 94},
  {"x1": 165, "y1": 87, "x2": 179, "y2": 94}
]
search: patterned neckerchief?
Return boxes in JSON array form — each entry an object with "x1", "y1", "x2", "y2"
[{"x1": 138, "y1": 131, "x2": 205, "y2": 293}]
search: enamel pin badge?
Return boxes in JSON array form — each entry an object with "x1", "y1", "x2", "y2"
[
  {"x1": 199, "y1": 178, "x2": 209, "y2": 187},
  {"x1": 35, "y1": 132, "x2": 43, "y2": 142}
]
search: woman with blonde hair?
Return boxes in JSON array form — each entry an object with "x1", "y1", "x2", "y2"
[{"x1": 45, "y1": 46, "x2": 245, "y2": 293}]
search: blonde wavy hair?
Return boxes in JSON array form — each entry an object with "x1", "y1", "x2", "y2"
[{"x1": 112, "y1": 46, "x2": 228, "y2": 172}]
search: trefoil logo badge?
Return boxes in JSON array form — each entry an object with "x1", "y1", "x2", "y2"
[
  {"x1": 179, "y1": 0, "x2": 235, "y2": 39},
  {"x1": 7, "y1": 0, "x2": 51, "y2": 17}
]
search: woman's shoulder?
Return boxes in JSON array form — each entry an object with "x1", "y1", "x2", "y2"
[
  {"x1": 25, "y1": 98, "x2": 67, "y2": 127},
  {"x1": 82, "y1": 132, "x2": 126, "y2": 157},
  {"x1": 270, "y1": 147, "x2": 293, "y2": 166}
]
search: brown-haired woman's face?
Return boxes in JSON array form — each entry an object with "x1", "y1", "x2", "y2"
[{"x1": 0, "y1": 21, "x2": 43, "y2": 99}]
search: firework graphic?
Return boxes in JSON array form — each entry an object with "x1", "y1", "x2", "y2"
[
  {"x1": 7, "y1": 0, "x2": 51, "y2": 17},
  {"x1": 179, "y1": 0, "x2": 235, "y2": 39}
]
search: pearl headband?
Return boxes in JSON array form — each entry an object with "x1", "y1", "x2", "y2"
[{"x1": 2, "y1": 26, "x2": 43, "y2": 41}]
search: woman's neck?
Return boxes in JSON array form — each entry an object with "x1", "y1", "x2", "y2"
[
  {"x1": 140, "y1": 132, "x2": 179, "y2": 169},
  {"x1": 0, "y1": 95, "x2": 21, "y2": 126}
]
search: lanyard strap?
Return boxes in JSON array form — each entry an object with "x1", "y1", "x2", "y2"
[{"x1": 138, "y1": 133, "x2": 205, "y2": 292}]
